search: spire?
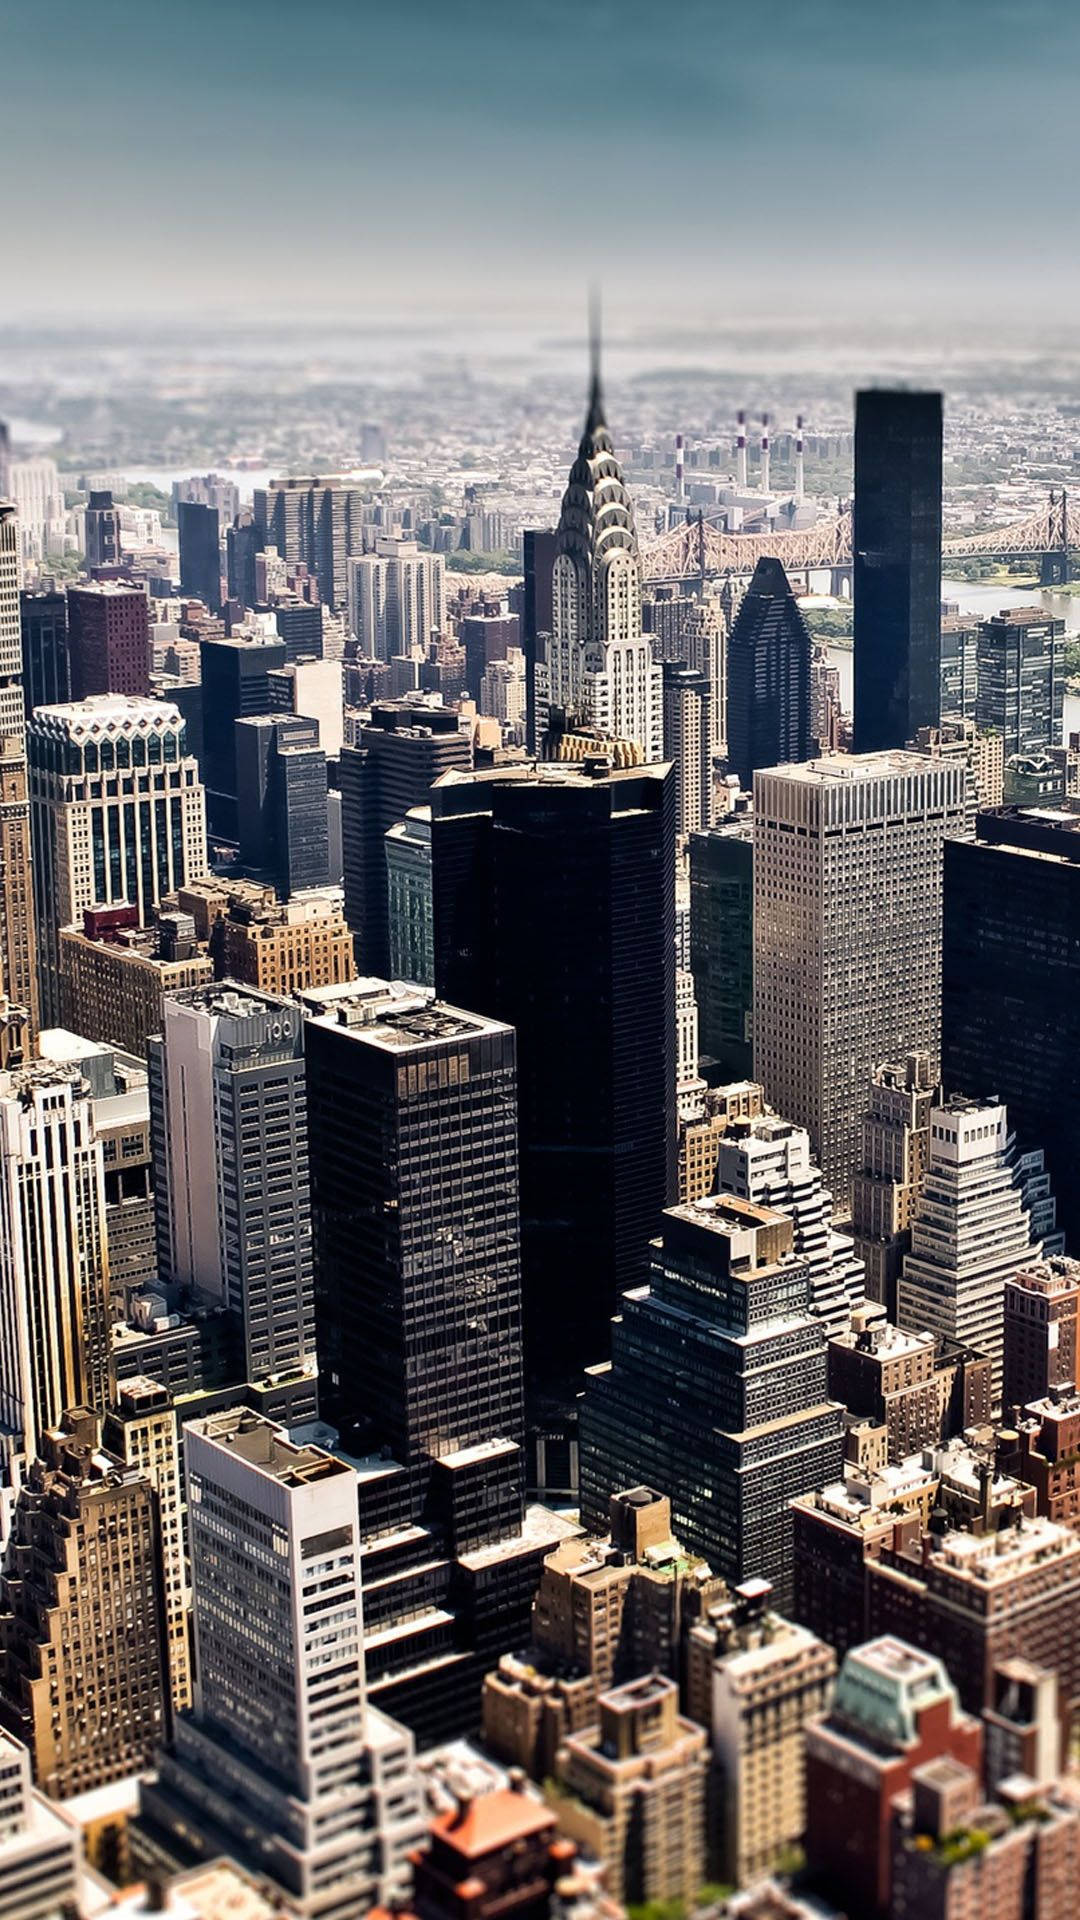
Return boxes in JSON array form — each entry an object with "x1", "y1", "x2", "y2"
[{"x1": 585, "y1": 285, "x2": 604, "y2": 436}]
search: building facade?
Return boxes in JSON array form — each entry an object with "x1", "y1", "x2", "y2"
[
  {"x1": 725, "y1": 556, "x2": 812, "y2": 788},
  {"x1": 976, "y1": 608, "x2": 1064, "y2": 757},
  {"x1": 67, "y1": 582, "x2": 150, "y2": 699},
  {"x1": 0, "y1": 506, "x2": 39, "y2": 1038},
  {"x1": 853, "y1": 389, "x2": 943, "y2": 753},
  {"x1": 851, "y1": 1052, "x2": 937, "y2": 1320}
]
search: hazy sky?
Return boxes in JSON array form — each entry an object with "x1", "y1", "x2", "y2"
[{"x1": 4, "y1": 0, "x2": 1076, "y2": 329}]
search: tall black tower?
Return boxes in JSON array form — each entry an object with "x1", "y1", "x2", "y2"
[
  {"x1": 178, "y1": 500, "x2": 222, "y2": 614},
  {"x1": 725, "y1": 555, "x2": 812, "y2": 786},
  {"x1": 853, "y1": 389, "x2": 942, "y2": 752},
  {"x1": 431, "y1": 759, "x2": 676, "y2": 1473}
]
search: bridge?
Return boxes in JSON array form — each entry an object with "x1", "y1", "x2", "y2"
[{"x1": 641, "y1": 490, "x2": 1079, "y2": 588}]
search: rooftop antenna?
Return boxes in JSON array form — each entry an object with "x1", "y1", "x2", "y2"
[{"x1": 586, "y1": 285, "x2": 604, "y2": 431}]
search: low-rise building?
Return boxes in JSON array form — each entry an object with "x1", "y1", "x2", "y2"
[
  {"x1": 0, "y1": 1728, "x2": 79, "y2": 1920},
  {"x1": 59, "y1": 904, "x2": 214, "y2": 1056},
  {"x1": 828, "y1": 1308, "x2": 992, "y2": 1465}
]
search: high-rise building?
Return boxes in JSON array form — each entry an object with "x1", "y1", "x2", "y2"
[
  {"x1": 939, "y1": 614, "x2": 978, "y2": 722},
  {"x1": 551, "y1": 1674, "x2": 707, "y2": 1906},
  {"x1": 687, "y1": 1582, "x2": 836, "y2": 1890},
  {"x1": 84, "y1": 489, "x2": 123, "y2": 571},
  {"x1": 149, "y1": 985, "x2": 318, "y2": 1423},
  {"x1": 890, "y1": 1756, "x2": 1080, "y2": 1920},
  {"x1": 827, "y1": 1308, "x2": 992, "y2": 1464},
  {"x1": 226, "y1": 509, "x2": 259, "y2": 609},
  {"x1": 302, "y1": 978, "x2": 573, "y2": 1741},
  {"x1": 976, "y1": 608, "x2": 1064, "y2": 756},
  {"x1": 533, "y1": 366, "x2": 662, "y2": 760},
  {"x1": 385, "y1": 807, "x2": 434, "y2": 985},
  {"x1": 348, "y1": 539, "x2": 445, "y2": 661},
  {"x1": 67, "y1": 581, "x2": 151, "y2": 698},
  {"x1": 460, "y1": 612, "x2": 518, "y2": 701},
  {"x1": 268, "y1": 655, "x2": 344, "y2": 755},
  {"x1": 724, "y1": 556, "x2": 811, "y2": 787},
  {"x1": 387, "y1": 1782, "x2": 573, "y2": 1920},
  {"x1": 943, "y1": 807, "x2": 1080, "y2": 1253},
  {"x1": 578, "y1": 1196, "x2": 843, "y2": 1612},
  {"x1": 177, "y1": 501, "x2": 222, "y2": 614},
  {"x1": 28, "y1": 695, "x2": 207, "y2": 1028},
  {"x1": 662, "y1": 663, "x2": 714, "y2": 837},
  {"x1": 341, "y1": 701, "x2": 471, "y2": 977},
  {"x1": 1003, "y1": 1258, "x2": 1080, "y2": 1419},
  {"x1": 19, "y1": 588, "x2": 70, "y2": 711},
  {"x1": 897, "y1": 1097, "x2": 1061, "y2": 1401},
  {"x1": 714, "y1": 1113, "x2": 868, "y2": 1338},
  {"x1": 689, "y1": 807, "x2": 754, "y2": 1082},
  {"x1": 254, "y1": 477, "x2": 367, "y2": 612},
  {"x1": 851, "y1": 1052, "x2": 937, "y2": 1320},
  {"x1": 207, "y1": 885, "x2": 356, "y2": 997},
  {"x1": 235, "y1": 713, "x2": 330, "y2": 896},
  {"x1": 753, "y1": 754, "x2": 968, "y2": 1208},
  {"x1": 804, "y1": 1637, "x2": 982, "y2": 1919},
  {"x1": 0, "y1": 506, "x2": 39, "y2": 1036},
  {"x1": 103, "y1": 1376, "x2": 192, "y2": 1715},
  {"x1": 853, "y1": 389, "x2": 943, "y2": 752},
  {"x1": 0, "y1": 1408, "x2": 171, "y2": 1798},
  {"x1": 197, "y1": 633, "x2": 288, "y2": 837},
  {"x1": 138, "y1": 1409, "x2": 425, "y2": 1916},
  {"x1": 0, "y1": 1727, "x2": 79, "y2": 1920},
  {"x1": 431, "y1": 760, "x2": 675, "y2": 1457},
  {"x1": 0, "y1": 1063, "x2": 111, "y2": 1470},
  {"x1": 521, "y1": 526, "x2": 556, "y2": 753}
]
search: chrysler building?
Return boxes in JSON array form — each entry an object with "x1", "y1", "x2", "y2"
[{"x1": 535, "y1": 345, "x2": 662, "y2": 760}]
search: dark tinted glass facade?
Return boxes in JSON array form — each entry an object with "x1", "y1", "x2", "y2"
[
  {"x1": 854, "y1": 389, "x2": 942, "y2": 752},
  {"x1": 975, "y1": 611, "x2": 1064, "y2": 756},
  {"x1": 689, "y1": 817, "x2": 753, "y2": 1080},
  {"x1": 725, "y1": 556, "x2": 811, "y2": 786},
  {"x1": 20, "y1": 590, "x2": 70, "y2": 711},
  {"x1": 177, "y1": 501, "x2": 222, "y2": 614}
]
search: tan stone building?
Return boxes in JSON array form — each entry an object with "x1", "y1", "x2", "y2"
[
  {"x1": 678, "y1": 1079, "x2": 765, "y2": 1205},
  {"x1": 214, "y1": 888, "x2": 355, "y2": 996},
  {"x1": 0, "y1": 1409, "x2": 170, "y2": 1797},
  {"x1": 103, "y1": 1377, "x2": 191, "y2": 1714},
  {"x1": 59, "y1": 909, "x2": 213, "y2": 1056},
  {"x1": 550, "y1": 1674, "x2": 707, "y2": 1905},
  {"x1": 686, "y1": 1580, "x2": 835, "y2": 1887}
]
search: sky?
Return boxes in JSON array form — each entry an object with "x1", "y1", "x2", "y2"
[{"x1": 3, "y1": 0, "x2": 1077, "y2": 332}]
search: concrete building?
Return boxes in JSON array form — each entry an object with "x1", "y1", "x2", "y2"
[
  {"x1": 714, "y1": 1112, "x2": 868, "y2": 1339},
  {"x1": 349, "y1": 538, "x2": 445, "y2": 658},
  {"x1": 67, "y1": 581, "x2": 151, "y2": 698},
  {"x1": 0, "y1": 1409, "x2": 171, "y2": 1798},
  {"x1": 0, "y1": 505, "x2": 39, "y2": 1038},
  {"x1": 139, "y1": 1409, "x2": 425, "y2": 1917},
  {"x1": 804, "y1": 1637, "x2": 982, "y2": 1918},
  {"x1": 533, "y1": 367, "x2": 662, "y2": 762},
  {"x1": 890, "y1": 1759, "x2": 1080, "y2": 1920},
  {"x1": 254, "y1": 477, "x2": 366, "y2": 613},
  {"x1": 753, "y1": 754, "x2": 969, "y2": 1208},
  {"x1": 999, "y1": 1388, "x2": 1080, "y2": 1528},
  {"x1": 0, "y1": 1728, "x2": 79, "y2": 1920},
  {"x1": 662, "y1": 663, "x2": 714, "y2": 838},
  {"x1": 851, "y1": 1053, "x2": 937, "y2": 1320},
  {"x1": 212, "y1": 887, "x2": 356, "y2": 997},
  {"x1": 552, "y1": 1674, "x2": 707, "y2": 1906},
  {"x1": 688, "y1": 1580, "x2": 835, "y2": 1889},
  {"x1": 678, "y1": 1079, "x2": 765, "y2": 1206},
  {"x1": 827, "y1": 1309, "x2": 992, "y2": 1465},
  {"x1": 0, "y1": 1062, "x2": 111, "y2": 1471},
  {"x1": 103, "y1": 1377, "x2": 192, "y2": 1716},
  {"x1": 385, "y1": 808, "x2": 434, "y2": 985},
  {"x1": 897, "y1": 1096, "x2": 1061, "y2": 1401},
  {"x1": 1003, "y1": 1257, "x2": 1080, "y2": 1420},
  {"x1": 28, "y1": 695, "x2": 207, "y2": 1028},
  {"x1": 579, "y1": 1197, "x2": 843, "y2": 1613},
  {"x1": 149, "y1": 985, "x2": 317, "y2": 1424},
  {"x1": 59, "y1": 904, "x2": 214, "y2": 1056}
]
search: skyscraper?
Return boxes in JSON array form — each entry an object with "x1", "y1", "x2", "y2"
[
  {"x1": 103, "y1": 1376, "x2": 192, "y2": 1715},
  {"x1": 850, "y1": 1052, "x2": 937, "y2": 1319},
  {"x1": 235, "y1": 713, "x2": 330, "y2": 896},
  {"x1": 348, "y1": 540, "x2": 445, "y2": 661},
  {"x1": 67, "y1": 581, "x2": 151, "y2": 698},
  {"x1": 1003, "y1": 1258, "x2": 1080, "y2": 1420},
  {"x1": 533, "y1": 361, "x2": 661, "y2": 760},
  {"x1": 254, "y1": 476, "x2": 367, "y2": 612},
  {"x1": 753, "y1": 753, "x2": 968, "y2": 1207},
  {"x1": 0, "y1": 505, "x2": 39, "y2": 1036},
  {"x1": 975, "y1": 607, "x2": 1065, "y2": 756},
  {"x1": 521, "y1": 526, "x2": 556, "y2": 753},
  {"x1": 661, "y1": 663, "x2": 713, "y2": 837},
  {"x1": 853, "y1": 389, "x2": 943, "y2": 753},
  {"x1": 340, "y1": 700, "x2": 470, "y2": 977},
  {"x1": 28, "y1": 695, "x2": 207, "y2": 1028},
  {"x1": 139, "y1": 1408, "x2": 425, "y2": 1915},
  {"x1": 942, "y1": 806, "x2": 1080, "y2": 1252},
  {"x1": 688, "y1": 808, "x2": 754, "y2": 1082},
  {"x1": 430, "y1": 759, "x2": 675, "y2": 1455},
  {"x1": 225, "y1": 509, "x2": 259, "y2": 610},
  {"x1": 84, "y1": 489, "x2": 122, "y2": 571},
  {"x1": 0, "y1": 1727, "x2": 78, "y2": 1920},
  {"x1": 0, "y1": 1408, "x2": 171, "y2": 1798},
  {"x1": 897, "y1": 1095, "x2": 1061, "y2": 1399},
  {"x1": 149, "y1": 985, "x2": 318, "y2": 1423},
  {"x1": 19, "y1": 588, "x2": 70, "y2": 712},
  {"x1": 385, "y1": 807, "x2": 434, "y2": 985},
  {"x1": 0, "y1": 1062, "x2": 111, "y2": 1471},
  {"x1": 578, "y1": 1195, "x2": 843, "y2": 1613},
  {"x1": 177, "y1": 500, "x2": 222, "y2": 614},
  {"x1": 939, "y1": 614, "x2": 978, "y2": 722},
  {"x1": 724, "y1": 555, "x2": 812, "y2": 787},
  {"x1": 197, "y1": 632, "x2": 288, "y2": 837}
]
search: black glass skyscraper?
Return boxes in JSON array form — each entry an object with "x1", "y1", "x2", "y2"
[
  {"x1": 198, "y1": 634, "x2": 287, "y2": 837},
  {"x1": 19, "y1": 590, "x2": 70, "y2": 712},
  {"x1": 235, "y1": 713, "x2": 329, "y2": 896},
  {"x1": 430, "y1": 759, "x2": 676, "y2": 1454},
  {"x1": 177, "y1": 500, "x2": 222, "y2": 614},
  {"x1": 853, "y1": 389, "x2": 942, "y2": 752},
  {"x1": 725, "y1": 556, "x2": 812, "y2": 787},
  {"x1": 942, "y1": 807, "x2": 1080, "y2": 1253},
  {"x1": 225, "y1": 510, "x2": 259, "y2": 610}
]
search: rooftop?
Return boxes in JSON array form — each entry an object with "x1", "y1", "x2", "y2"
[
  {"x1": 29, "y1": 693, "x2": 183, "y2": 734},
  {"x1": 192, "y1": 1408, "x2": 349, "y2": 1487},
  {"x1": 300, "y1": 977, "x2": 509, "y2": 1049},
  {"x1": 759, "y1": 750, "x2": 938, "y2": 784},
  {"x1": 430, "y1": 1783, "x2": 554, "y2": 1859}
]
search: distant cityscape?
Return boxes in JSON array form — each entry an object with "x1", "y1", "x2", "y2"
[{"x1": 3, "y1": 296, "x2": 1080, "y2": 1920}]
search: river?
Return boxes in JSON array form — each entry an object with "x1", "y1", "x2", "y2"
[{"x1": 827, "y1": 577, "x2": 1080, "y2": 744}]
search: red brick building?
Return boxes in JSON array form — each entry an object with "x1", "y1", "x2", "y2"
[
  {"x1": 370, "y1": 1779, "x2": 576, "y2": 1920},
  {"x1": 67, "y1": 582, "x2": 151, "y2": 698}
]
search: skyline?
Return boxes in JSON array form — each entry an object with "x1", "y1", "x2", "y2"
[{"x1": 5, "y1": 0, "x2": 1080, "y2": 328}]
